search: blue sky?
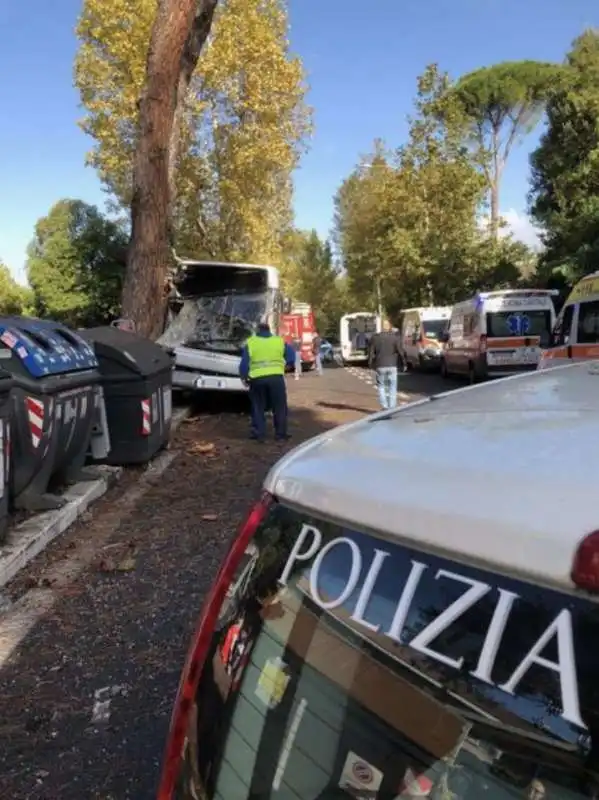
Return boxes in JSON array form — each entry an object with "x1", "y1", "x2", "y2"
[{"x1": 1, "y1": 0, "x2": 598, "y2": 285}]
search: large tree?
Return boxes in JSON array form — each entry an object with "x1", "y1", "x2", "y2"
[
  {"x1": 26, "y1": 200, "x2": 127, "y2": 327},
  {"x1": 529, "y1": 30, "x2": 599, "y2": 287},
  {"x1": 0, "y1": 262, "x2": 32, "y2": 316},
  {"x1": 75, "y1": 0, "x2": 310, "y2": 335},
  {"x1": 334, "y1": 65, "x2": 536, "y2": 319},
  {"x1": 122, "y1": 0, "x2": 219, "y2": 337},
  {"x1": 282, "y1": 229, "x2": 343, "y2": 337},
  {"x1": 453, "y1": 60, "x2": 561, "y2": 238}
]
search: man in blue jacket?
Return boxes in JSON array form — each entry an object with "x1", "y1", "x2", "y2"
[{"x1": 239, "y1": 321, "x2": 296, "y2": 442}]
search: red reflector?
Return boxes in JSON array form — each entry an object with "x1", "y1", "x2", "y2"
[
  {"x1": 156, "y1": 490, "x2": 273, "y2": 799},
  {"x1": 572, "y1": 531, "x2": 599, "y2": 591}
]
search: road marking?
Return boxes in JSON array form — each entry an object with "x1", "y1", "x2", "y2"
[{"x1": 91, "y1": 684, "x2": 128, "y2": 726}]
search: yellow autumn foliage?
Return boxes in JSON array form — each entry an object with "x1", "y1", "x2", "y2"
[{"x1": 74, "y1": 0, "x2": 312, "y2": 265}]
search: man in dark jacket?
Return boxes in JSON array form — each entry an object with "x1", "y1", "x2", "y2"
[{"x1": 368, "y1": 319, "x2": 403, "y2": 410}]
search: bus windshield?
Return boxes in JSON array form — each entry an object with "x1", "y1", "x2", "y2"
[
  {"x1": 159, "y1": 264, "x2": 277, "y2": 354},
  {"x1": 171, "y1": 503, "x2": 599, "y2": 800}
]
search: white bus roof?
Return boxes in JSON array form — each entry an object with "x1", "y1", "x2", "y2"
[
  {"x1": 178, "y1": 259, "x2": 277, "y2": 270},
  {"x1": 342, "y1": 311, "x2": 379, "y2": 318},
  {"x1": 477, "y1": 289, "x2": 559, "y2": 299},
  {"x1": 401, "y1": 306, "x2": 451, "y2": 318},
  {"x1": 264, "y1": 360, "x2": 599, "y2": 593}
]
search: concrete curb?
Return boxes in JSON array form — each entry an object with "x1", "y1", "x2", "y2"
[{"x1": 0, "y1": 404, "x2": 190, "y2": 589}]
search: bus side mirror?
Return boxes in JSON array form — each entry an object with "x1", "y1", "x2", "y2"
[
  {"x1": 412, "y1": 333, "x2": 420, "y2": 345},
  {"x1": 282, "y1": 296, "x2": 292, "y2": 314},
  {"x1": 439, "y1": 330, "x2": 449, "y2": 343}
]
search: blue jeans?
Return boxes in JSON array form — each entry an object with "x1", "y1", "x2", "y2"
[
  {"x1": 294, "y1": 351, "x2": 302, "y2": 377},
  {"x1": 376, "y1": 367, "x2": 398, "y2": 410},
  {"x1": 315, "y1": 353, "x2": 322, "y2": 374}
]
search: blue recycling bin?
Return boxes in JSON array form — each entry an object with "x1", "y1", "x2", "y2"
[
  {"x1": 0, "y1": 317, "x2": 101, "y2": 512},
  {"x1": 0, "y1": 369, "x2": 13, "y2": 544}
]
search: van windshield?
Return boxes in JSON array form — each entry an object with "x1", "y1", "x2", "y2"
[
  {"x1": 173, "y1": 503, "x2": 599, "y2": 800},
  {"x1": 422, "y1": 319, "x2": 448, "y2": 340},
  {"x1": 486, "y1": 310, "x2": 553, "y2": 345}
]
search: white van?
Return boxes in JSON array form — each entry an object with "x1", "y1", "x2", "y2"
[
  {"x1": 340, "y1": 312, "x2": 382, "y2": 365},
  {"x1": 538, "y1": 271, "x2": 599, "y2": 370},
  {"x1": 400, "y1": 306, "x2": 452, "y2": 371},
  {"x1": 441, "y1": 289, "x2": 557, "y2": 383},
  {"x1": 161, "y1": 360, "x2": 599, "y2": 800}
]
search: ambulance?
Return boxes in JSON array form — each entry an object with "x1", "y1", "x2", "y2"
[
  {"x1": 538, "y1": 271, "x2": 599, "y2": 370},
  {"x1": 399, "y1": 306, "x2": 452, "y2": 372},
  {"x1": 441, "y1": 289, "x2": 557, "y2": 383},
  {"x1": 158, "y1": 361, "x2": 599, "y2": 800}
]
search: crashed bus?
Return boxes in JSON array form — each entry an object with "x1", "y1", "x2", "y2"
[{"x1": 159, "y1": 260, "x2": 282, "y2": 393}]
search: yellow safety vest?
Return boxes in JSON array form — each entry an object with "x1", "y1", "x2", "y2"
[{"x1": 247, "y1": 335, "x2": 286, "y2": 379}]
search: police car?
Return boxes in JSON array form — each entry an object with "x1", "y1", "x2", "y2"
[{"x1": 159, "y1": 360, "x2": 599, "y2": 800}]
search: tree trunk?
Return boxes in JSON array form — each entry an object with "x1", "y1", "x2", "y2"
[
  {"x1": 122, "y1": 0, "x2": 219, "y2": 338},
  {"x1": 489, "y1": 127, "x2": 501, "y2": 241}
]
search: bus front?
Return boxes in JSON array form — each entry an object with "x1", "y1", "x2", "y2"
[{"x1": 159, "y1": 261, "x2": 280, "y2": 392}]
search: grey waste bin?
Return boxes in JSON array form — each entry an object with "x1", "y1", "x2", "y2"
[{"x1": 80, "y1": 327, "x2": 174, "y2": 465}]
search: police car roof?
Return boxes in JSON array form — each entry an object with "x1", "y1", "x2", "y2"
[{"x1": 264, "y1": 361, "x2": 599, "y2": 592}]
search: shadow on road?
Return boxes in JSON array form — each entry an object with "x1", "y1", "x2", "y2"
[
  {"x1": 397, "y1": 370, "x2": 463, "y2": 395},
  {"x1": 317, "y1": 400, "x2": 375, "y2": 415}
]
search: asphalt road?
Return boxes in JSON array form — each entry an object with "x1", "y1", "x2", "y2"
[{"x1": 0, "y1": 363, "x2": 457, "y2": 800}]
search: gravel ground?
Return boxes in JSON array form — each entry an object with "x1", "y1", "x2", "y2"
[{"x1": 0, "y1": 364, "x2": 450, "y2": 799}]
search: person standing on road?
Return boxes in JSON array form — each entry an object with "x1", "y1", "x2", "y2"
[
  {"x1": 368, "y1": 319, "x2": 403, "y2": 410},
  {"x1": 312, "y1": 331, "x2": 323, "y2": 375},
  {"x1": 292, "y1": 336, "x2": 302, "y2": 380},
  {"x1": 239, "y1": 321, "x2": 295, "y2": 442}
]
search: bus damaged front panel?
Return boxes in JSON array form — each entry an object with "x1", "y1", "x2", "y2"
[{"x1": 159, "y1": 263, "x2": 279, "y2": 393}]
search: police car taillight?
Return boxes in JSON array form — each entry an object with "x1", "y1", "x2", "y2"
[
  {"x1": 156, "y1": 491, "x2": 273, "y2": 799},
  {"x1": 571, "y1": 531, "x2": 599, "y2": 592}
]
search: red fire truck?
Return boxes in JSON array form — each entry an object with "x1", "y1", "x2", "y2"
[{"x1": 279, "y1": 302, "x2": 317, "y2": 370}]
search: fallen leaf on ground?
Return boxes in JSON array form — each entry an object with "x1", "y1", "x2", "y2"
[
  {"x1": 117, "y1": 556, "x2": 136, "y2": 572},
  {"x1": 201, "y1": 513, "x2": 218, "y2": 521},
  {"x1": 188, "y1": 442, "x2": 216, "y2": 455}
]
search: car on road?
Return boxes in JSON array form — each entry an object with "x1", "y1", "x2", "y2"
[{"x1": 158, "y1": 360, "x2": 599, "y2": 800}]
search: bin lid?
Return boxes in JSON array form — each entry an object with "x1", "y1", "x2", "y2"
[
  {"x1": 80, "y1": 326, "x2": 174, "y2": 376},
  {"x1": 0, "y1": 316, "x2": 98, "y2": 378}
]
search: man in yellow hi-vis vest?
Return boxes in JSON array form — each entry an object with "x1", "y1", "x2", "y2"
[{"x1": 239, "y1": 321, "x2": 296, "y2": 442}]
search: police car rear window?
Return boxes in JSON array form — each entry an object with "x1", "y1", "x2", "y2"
[{"x1": 189, "y1": 503, "x2": 599, "y2": 800}]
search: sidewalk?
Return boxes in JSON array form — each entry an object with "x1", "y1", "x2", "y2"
[{"x1": 0, "y1": 368, "x2": 378, "y2": 799}]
